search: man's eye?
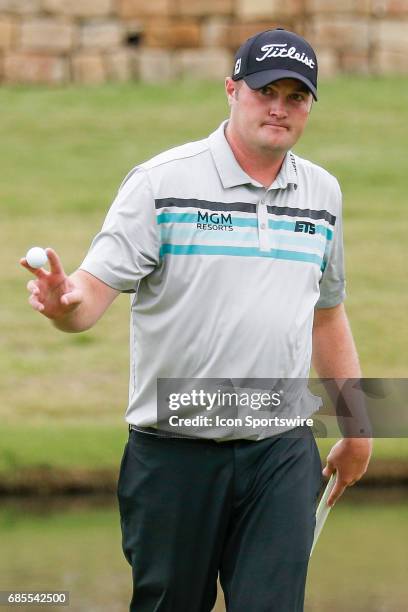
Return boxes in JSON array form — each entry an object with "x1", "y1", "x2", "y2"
[
  {"x1": 290, "y1": 93, "x2": 305, "y2": 102},
  {"x1": 260, "y1": 87, "x2": 272, "y2": 95}
]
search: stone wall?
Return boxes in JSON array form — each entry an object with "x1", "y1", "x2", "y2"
[{"x1": 0, "y1": 0, "x2": 407, "y2": 84}]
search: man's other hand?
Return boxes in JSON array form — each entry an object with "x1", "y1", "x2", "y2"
[{"x1": 322, "y1": 437, "x2": 373, "y2": 507}]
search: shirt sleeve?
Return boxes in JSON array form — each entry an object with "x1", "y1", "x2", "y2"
[
  {"x1": 315, "y1": 180, "x2": 346, "y2": 309},
  {"x1": 80, "y1": 167, "x2": 160, "y2": 293}
]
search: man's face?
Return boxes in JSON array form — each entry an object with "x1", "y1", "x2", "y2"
[{"x1": 225, "y1": 77, "x2": 313, "y2": 156}]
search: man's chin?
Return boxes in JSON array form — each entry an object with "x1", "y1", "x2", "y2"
[{"x1": 258, "y1": 136, "x2": 290, "y2": 155}]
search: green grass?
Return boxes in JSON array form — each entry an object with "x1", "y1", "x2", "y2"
[
  {"x1": 0, "y1": 498, "x2": 407, "y2": 611},
  {"x1": 0, "y1": 424, "x2": 127, "y2": 471},
  {"x1": 0, "y1": 502, "x2": 132, "y2": 609},
  {"x1": 1, "y1": 77, "x2": 407, "y2": 470},
  {"x1": 0, "y1": 425, "x2": 406, "y2": 473},
  {"x1": 317, "y1": 437, "x2": 408, "y2": 462}
]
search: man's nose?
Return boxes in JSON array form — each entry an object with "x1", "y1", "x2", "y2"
[{"x1": 268, "y1": 95, "x2": 288, "y2": 117}]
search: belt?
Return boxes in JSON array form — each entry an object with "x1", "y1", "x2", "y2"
[{"x1": 128, "y1": 424, "x2": 199, "y2": 440}]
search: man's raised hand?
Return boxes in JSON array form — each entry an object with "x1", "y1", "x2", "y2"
[{"x1": 21, "y1": 248, "x2": 83, "y2": 320}]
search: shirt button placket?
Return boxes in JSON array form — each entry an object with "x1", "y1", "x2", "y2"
[{"x1": 258, "y1": 198, "x2": 270, "y2": 252}]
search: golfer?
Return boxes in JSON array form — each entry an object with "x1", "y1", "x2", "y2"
[{"x1": 22, "y1": 28, "x2": 372, "y2": 612}]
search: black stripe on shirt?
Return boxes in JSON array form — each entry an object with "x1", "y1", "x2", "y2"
[
  {"x1": 155, "y1": 198, "x2": 336, "y2": 226},
  {"x1": 156, "y1": 198, "x2": 256, "y2": 214},
  {"x1": 267, "y1": 205, "x2": 336, "y2": 225}
]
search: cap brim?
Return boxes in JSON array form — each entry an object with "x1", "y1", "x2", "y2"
[{"x1": 244, "y1": 70, "x2": 318, "y2": 101}]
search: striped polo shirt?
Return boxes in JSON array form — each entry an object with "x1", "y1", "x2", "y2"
[{"x1": 80, "y1": 120, "x2": 345, "y2": 440}]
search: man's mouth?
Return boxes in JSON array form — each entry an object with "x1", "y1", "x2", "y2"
[{"x1": 263, "y1": 123, "x2": 289, "y2": 130}]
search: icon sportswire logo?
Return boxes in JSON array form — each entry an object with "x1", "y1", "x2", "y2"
[
  {"x1": 256, "y1": 44, "x2": 315, "y2": 69},
  {"x1": 197, "y1": 211, "x2": 234, "y2": 231}
]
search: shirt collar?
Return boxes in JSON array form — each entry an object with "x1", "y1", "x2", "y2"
[{"x1": 207, "y1": 120, "x2": 298, "y2": 191}]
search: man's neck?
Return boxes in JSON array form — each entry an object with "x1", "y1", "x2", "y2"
[{"x1": 225, "y1": 124, "x2": 286, "y2": 188}]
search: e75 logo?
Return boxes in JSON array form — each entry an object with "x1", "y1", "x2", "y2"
[{"x1": 295, "y1": 221, "x2": 315, "y2": 234}]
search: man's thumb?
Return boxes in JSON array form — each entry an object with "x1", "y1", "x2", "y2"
[
  {"x1": 61, "y1": 290, "x2": 82, "y2": 306},
  {"x1": 322, "y1": 463, "x2": 334, "y2": 478}
]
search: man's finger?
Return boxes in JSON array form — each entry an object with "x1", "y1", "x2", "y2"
[
  {"x1": 27, "y1": 280, "x2": 40, "y2": 294},
  {"x1": 28, "y1": 294, "x2": 44, "y2": 312},
  {"x1": 46, "y1": 248, "x2": 65, "y2": 276},
  {"x1": 327, "y1": 479, "x2": 347, "y2": 507},
  {"x1": 322, "y1": 462, "x2": 335, "y2": 478},
  {"x1": 60, "y1": 289, "x2": 82, "y2": 307},
  {"x1": 20, "y1": 258, "x2": 48, "y2": 278}
]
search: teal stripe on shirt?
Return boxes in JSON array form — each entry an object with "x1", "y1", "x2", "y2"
[
  {"x1": 157, "y1": 212, "x2": 257, "y2": 228},
  {"x1": 157, "y1": 212, "x2": 199, "y2": 225},
  {"x1": 160, "y1": 243, "x2": 323, "y2": 266},
  {"x1": 157, "y1": 212, "x2": 333, "y2": 239},
  {"x1": 160, "y1": 226, "x2": 327, "y2": 255},
  {"x1": 268, "y1": 219, "x2": 333, "y2": 239}
]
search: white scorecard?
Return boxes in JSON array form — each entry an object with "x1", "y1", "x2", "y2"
[{"x1": 310, "y1": 472, "x2": 336, "y2": 556}]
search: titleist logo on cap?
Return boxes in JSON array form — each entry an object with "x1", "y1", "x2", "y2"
[
  {"x1": 256, "y1": 44, "x2": 315, "y2": 69},
  {"x1": 230, "y1": 28, "x2": 319, "y2": 100}
]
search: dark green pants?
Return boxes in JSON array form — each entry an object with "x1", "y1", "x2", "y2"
[{"x1": 117, "y1": 426, "x2": 322, "y2": 611}]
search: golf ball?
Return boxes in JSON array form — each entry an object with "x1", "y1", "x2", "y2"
[{"x1": 26, "y1": 247, "x2": 48, "y2": 269}]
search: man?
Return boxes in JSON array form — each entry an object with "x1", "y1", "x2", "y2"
[{"x1": 22, "y1": 28, "x2": 372, "y2": 612}]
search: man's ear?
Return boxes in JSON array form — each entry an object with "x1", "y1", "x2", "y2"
[{"x1": 225, "y1": 77, "x2": 240, "y2": 106}]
